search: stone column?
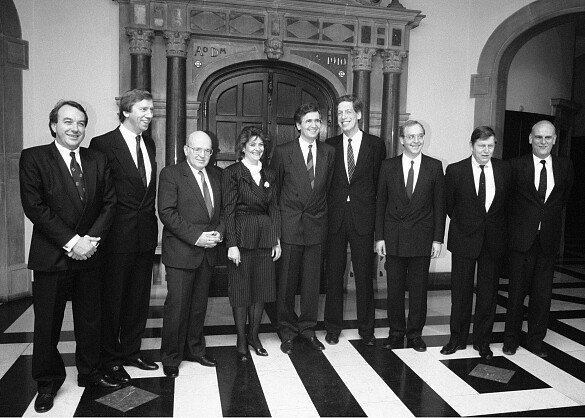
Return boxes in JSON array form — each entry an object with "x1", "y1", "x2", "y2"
[
  {"x1": 164, "y1": 31, "x2": 190, "y2": 166},
  {"x1": 351, "y1": 48, "x2": 375, "y2": 133},
  {"x1": 126, "y1": 28, "x2": 154, "y2": 91},
  {"x1": 380, "y1": 49, "x2": 407, "y2": 157}
]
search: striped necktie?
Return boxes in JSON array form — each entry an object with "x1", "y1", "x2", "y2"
[{"x1": 307, "y1": 144, "x2": 314, "y2": 189}]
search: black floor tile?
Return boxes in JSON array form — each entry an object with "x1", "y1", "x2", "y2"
[
  {"x1": 0, "y1": 355, "x2": 37, "y2": 417},
  {"x1": 0, "y1": 297, "x2": 32, "y2": 333}
]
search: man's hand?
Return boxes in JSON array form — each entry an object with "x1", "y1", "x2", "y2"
[
  {"x1": 196, "y1": 231, "x2": 222, "y2": 248},
  {"x1": 431, "y1": 242, "x2": 442, "y2": 258},
  {"x1": 375, "y1": 240, "x2": 386, "y2": 257},
  {"x1": 70, "y1": 236, "x2": 100, "y2": 260}
]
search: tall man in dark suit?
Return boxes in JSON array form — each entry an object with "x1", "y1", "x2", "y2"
[
  {"x1": 324, "y1": 95, "x2": 386, "y2": 346},
  {"x1": 271, "y1": 103, "x2": 335, "y2": 354},
  {"x1": 89, "y1": 89, "x2": 159, "y2": 383},
  {"x1": 442, "y1": 126, "x2": 511, "y2": 359},
  {"x1": 503, "y1": 120, "x2": 574, "y2": 358},
  {"x1": 158, "y1": 131, "x2": 225, "y2": 377},
  {"x1": 375, "y1": 120, "x2": 446, "y2": 352},
  {"x1": 20, "y1": 101, "x2": 121, "y2": 413}
]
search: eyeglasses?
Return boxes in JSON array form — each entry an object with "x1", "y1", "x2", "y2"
[
  {"x1": 302, "y1": 118, "x2": 322, "y2": 126},
  {"x1": 404, "y1": 133, "x2": 424, "y2": 140},
  {"x1": 186, "y1": 145, "x2": 213, "y2": 156}
]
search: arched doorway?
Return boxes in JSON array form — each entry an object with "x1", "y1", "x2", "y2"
[
  {"x1": 199, "y1": 60, "x2": 338, "y2": 167},
  {"x1": 0, "y1": 0, "x2": 29, "y2": 301}
]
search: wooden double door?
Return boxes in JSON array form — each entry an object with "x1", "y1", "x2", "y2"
[{"x1": 202, "y1": 62, "x2": 338, "y2": 167}]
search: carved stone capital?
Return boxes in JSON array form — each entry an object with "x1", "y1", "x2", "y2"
[
  {"x1": 381, "y1": 49, "x2": 407, "y2": 73},
  {"x1": 164, "y1": 31, "x2": 190, "y2": 58},
  {"x1": 264, "y1": 38, "x2": 283, "y2": 60},
  {"x1": 351, "y1": 48, "x2": 376, "y2": 72},
  {"x1": 126, "y1": 28, "x2": 155, "y2": 55}
]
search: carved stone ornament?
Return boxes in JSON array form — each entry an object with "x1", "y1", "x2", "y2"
[
  {"x1": 126, "y1": 28, "x2": 155, "y2": 55},
  {"x1": 353, "y1": 0, "x2": 383, "y2": 5},
  {"x1": 264, "y1": 38, "x2": 283, "y2": 60},
  {"x1": 381, "y1": 49, "x2": 407, "y2": 73},
  {"x1": 163, "y1": 31, "x2": 190, "y2": 58},
  {"x1": 351, "y1": 48, "x2": 376, "y2": 71}
]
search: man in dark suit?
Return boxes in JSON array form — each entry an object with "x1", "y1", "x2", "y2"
[
  {"x1": 375, "y1": 120, "x2": 446, "y2": 352},
  {"x1": 89, "y1": 89, "x2": 159, "y2": 383},
  {"x1": 324, "y1": 95, "x2": 385, "y2": 346},
  {"x1": 271, "y1": 103, "x2": 335, "y2": 354},
  {"x1": 157, "y1": 131, "x2": 225, "y2": 377},
  {"x1": 442, "y1": 126, "x2": 511, "y2": 359},
  {"x1": 20, "y1": 101, "x2": 121, "y2": 413},
  {"x1": 503, "y1": 120, "x2": 574, "y2": 358}
]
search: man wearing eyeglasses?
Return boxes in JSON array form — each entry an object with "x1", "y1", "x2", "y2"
[
  {"x1": 271, "y1": 103, "x2": 335, "y2": 354},
  {"x1": 503, "y1": 120, "x2": 573, "y2": 358},
  {"x1": 157, "y1": 131, "x2": 225, "y2": 376},
  {"x1": 375, "y1": 120, "x2": 446, "y2": 352}
]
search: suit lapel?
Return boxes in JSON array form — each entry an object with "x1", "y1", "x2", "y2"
[
  {"x1": 314, "y1": 141, "x2": 328, "y2": 190},
  {"x1": 465, "y1": 157, "x2": 485, "y2": 213},
  {"x1": 207, "y1": 167, "x2": 221, "y2": 218},
  {"x1": 331, "y1": 136, "x2": 348, "y2": 185},
  {"x1": 182, "y1": 161, "x2": 209, "y2": 217},
  {"x1": 51, "y1": 144, "x2": 84, "y2": 214},
  {"x1": 550, "y1": 155, "x2": 561, "y2": 199},
  {"x1": 240, "y1": 162, "x2": 267, "y2": 203},
  {"x1": 289, "y1": 141, "x2": 313, "y2": 198},
  {"x1": 353, "y1": 134, "x2": 372, "y2": 181},
  {"x1": 79, "y1": 148, "x2": 96, "y2": 210},
  {"x1": 112, "y1": 128, "x2": 146, "y2": 192},
  {"x1": 393, "y1": 158, "x2": 409, "y2": 205}
]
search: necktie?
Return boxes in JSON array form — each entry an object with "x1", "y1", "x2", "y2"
[
  {"x1": 537, "y1": 160, "x2": 547, "y2": 203},
  {"x1": 136, "y1": 135, "x2": 147, "y2": 187},
  {"x1": 405, "y1": 160, "x2": 414, "y2": 200},
  {"x1": 347, "y1": 138, "x2": 355, "y2": 181},
  {"x1": 199, "y1": 171, "x2": 214, "y2": 217},
  {"x1": 307, "y1": 144, "x2": 314, "y2": 189},
  {"x1": 478, "y1": 164, "x2": 486, "y2": 211},
  {"x1": 69, "y1": 151, "x2": 85, "y2": 202}
]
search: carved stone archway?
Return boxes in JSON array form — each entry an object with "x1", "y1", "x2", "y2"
[
  {"x1": 0, "y1": 0, "x2": 30, "y2": 300},
  {"x1": 471, "y1": 0, "x2": 585, "y2": 158}
]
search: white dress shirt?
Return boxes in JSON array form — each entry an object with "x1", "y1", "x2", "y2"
[
  {"x1": 402, "y1": 153, "x2": 422, "y2": 191},
  {"x1": 119, "y1": 123, "x2": 152, "y2": 186},
  {"x1": 472, "y1": 157, "x2": 495, "y2": 212},
  {"x1": 343, "y1": 130, "x2": 363, "y2": 181},
  {"x1": 187, "y1": 162, "x2": 215, "y2": 208},
  {"x1": 533, "y1": 154, "x2": 554, "y2": 202}
]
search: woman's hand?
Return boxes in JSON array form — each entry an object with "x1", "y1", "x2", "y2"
[
  {"x1": 272, "y1": 239, "x2": 281, "y2": 261},
  {"x1": 228, "y1": 246, "x2": 241, "y2": 266}
]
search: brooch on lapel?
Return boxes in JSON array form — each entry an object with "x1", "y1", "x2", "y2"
[{"x1": 264, "y1": 181, "x2": 270, "y2": 188}]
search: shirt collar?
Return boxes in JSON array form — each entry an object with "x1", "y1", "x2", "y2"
[
  {"x1": 471, "y1": 156, "x2": 491, "y2": 169},
  {"x1": 343, "y1": 130, "x2": 363, "y2": 142},
  {"x1": 119, "y1": 123, "x2": 142, "y2": 141},
  {"x1": 54, "y1": 140, "x2": 79, "y2": 159},
  {"x1": 402, "y1": 152, "x2": 422, "y2": 165},
  {"x1": 532, "y1": 154, "x2": 552, "y2": 166}
]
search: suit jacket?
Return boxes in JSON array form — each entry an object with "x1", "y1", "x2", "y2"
[
  {"x1": 271, "y1": 138, "x2": 335, "y2": 246},
  {"x1": 445, "y1": 157, "x2": 511, "y2": 259},
  {"x1": 375, "y1": 154, "x2": 446, "y2": 257},
  {"x1": 508, "y1": 153, "x2": 574, "y2": 255},
  {"x1": 158, "y1": 161, "x2": 225, "y2": 269},
  {"x1": 89, "y1": 127, "x2": 158, "y2": 253},
  {"x1": 326, "y1": 133, "x2": 386, "y2": 236},
  {"x1": 19, "y1": 142, "x2": 116, "y2": 272},
  {"x1": 222, "y1": 161, "x2": 281, "y2": 249}
]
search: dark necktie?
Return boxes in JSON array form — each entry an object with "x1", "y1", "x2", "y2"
[
  {"x1": 199, "y1": 171, "x2": 214, "y2": 217},
  {"x1": 538, "y1": 160, "x2": 547, "y2": 203},
  {"x1": 406, "y1": 160, "x2": 414, "y2": 200},
  {"x1": 136, "y1": 135, "x2": 147, "y2": 187},
  {"x1": 479, "y1": 164, "x2": 486, "y2": 211},
  {"x1": 69, "y1": 151, "x2": 85, "y2": 202},
  {"x1": 307, "y1": 144, "x2": 314, "y2": 189},
  {"x1": 347, "y1": 138, "x2": 355, "y2": 181}
]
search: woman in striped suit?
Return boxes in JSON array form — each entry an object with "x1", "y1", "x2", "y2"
[{"x1": 222, "y1": 126, "x2": 281, "y2": 360}]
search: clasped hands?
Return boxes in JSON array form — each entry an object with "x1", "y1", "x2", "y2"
[
  {"x1": 197, "y1": 231, "x2": 222, "y2": 249},
  {"x1": 67, "y1": 235, "x2": 100, "y2": 260}
]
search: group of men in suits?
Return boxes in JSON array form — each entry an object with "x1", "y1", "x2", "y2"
[
  {"x1": 20, "y1": 87, "x2": 573, "y2": 411},
  {"x1": 20, "y1": 90, "x2": 164, "y2": 413}
]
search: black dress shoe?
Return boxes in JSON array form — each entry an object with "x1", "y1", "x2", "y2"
[
  {"x1": 306, "y1": 336, "x2": 325, "y2": 351},
  {"x1": 473, "y1": 344, "x2": 493, "y2": 360},
  {"x1": 382, "y1": 336, "x2": 404, "y2": 350},
  {"x1": 237, "y1": 350, "x2": 250, "y2": 361},
  {"x1": 502, "y1": 344, "x2": 517, "y2": 355},
  {"x1": 105, "y1": 365, "x2": 131, "y2": 383},
  {"x1": 440, "y1": 341, "x2": 466, "y2": 355},
  {"x1": 34, "y1": 393, "x2": 54, "y2": 413},
  {"x1": 325, "y1": 332, "x2": 339, "y2": 345},
  {"x1": 78, "y1": 374, "x2": 123, "y2": 390},
  {"x1": 407, "y1": 337, "x2": 427, "y2": 352},
  {"x1": 529, "y1": 346, "x2": 548, "y2": 358},
  {"x1": 280, "y1": 339, "x2": 294, "y2": 354},
  {"x1": 124, "y1": 357, "x2": 159, "y2": 371},
  {"x1": 361, "y1": 335, "x2": 376, "y2": 346},
  {"x1": 163, "y1": 365, "x2": 179, "y2": 377},
  {"x1": 247, "y1": 337, "x2": 268, "y2": 356},
  {"x1": 185, "y1": 354, "x2": 217, "y2": 367}
]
